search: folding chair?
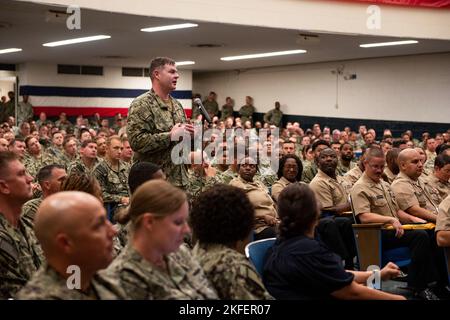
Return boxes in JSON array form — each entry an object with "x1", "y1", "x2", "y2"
[
  {"x1": 244, "y1": 238, "x2": 276, "y2": 277},
  {"x1": 349, "y1": 194, "x2": 411, "y2": 271}
]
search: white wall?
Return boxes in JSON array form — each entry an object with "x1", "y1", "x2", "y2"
[
  {"x1": 0, "y1": 80, "x2": 14, "y2": 99},
  {"x1": 193, "y1": 53, "x2": 450, "y2": 124},
  {"x1": 30, "y1": 0, "x2": 450, "y2": 40}
]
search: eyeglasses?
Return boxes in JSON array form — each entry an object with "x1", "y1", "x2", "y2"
[{"x1": 366, "y1": 163, "x2": 384, "y2": 171}]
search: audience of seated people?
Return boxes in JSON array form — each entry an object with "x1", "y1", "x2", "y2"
[{"x1": 0, "y1": 103, "x2": 449, "y2": 300}]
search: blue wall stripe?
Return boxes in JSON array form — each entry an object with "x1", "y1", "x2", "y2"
[{"x1": 19, "y1": 85, "x2": 192, "y2": 99}]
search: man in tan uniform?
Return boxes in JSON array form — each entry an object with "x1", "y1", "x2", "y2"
[
  {"x1": 309, "y1": 148, "x2": 356, "y2": 269},
  {"x1": 343, "y1": 152, "x2": 365, "y2": 187},
  {"x1": 391, "y1": 149, "x2": 440, "y2": 223},
  {"x1": 382, "y1": 148, "x2": 400, "y2": 185},
  {"x1": 350, "y1": 147, "x2": 439, "y2": 300},
  {"x1": 436, "y1": 194, "x2": 450, "y2": 247},
  {"x1": 424, "y1": 153, "x2": 450, "y2": 201}
]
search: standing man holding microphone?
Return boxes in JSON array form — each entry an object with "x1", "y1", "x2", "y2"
[{"x1": 127, "y1": 57, "x2": 194, "y2": 189}]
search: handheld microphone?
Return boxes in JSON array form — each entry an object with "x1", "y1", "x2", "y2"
[{"x1": 193, "y1": 98, "x2": 212, "y2": 123}]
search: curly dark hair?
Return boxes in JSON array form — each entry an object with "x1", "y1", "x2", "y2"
[
  {"x1": 190, "y1": 184, "x2": 254, "y2": 245},
  {"x1": 277, "y1": 154, "x2": 303, "y2": 180},
  {"x1": 278, "y1": 183, "x2": 319, "y2": 241}
]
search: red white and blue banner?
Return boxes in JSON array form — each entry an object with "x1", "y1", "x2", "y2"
[
  {"x1": 20, "y1": 85, "x2": 193, "y2": 118},
  {"x1": 330, "y1": 0, "x2": 450, "y2": 8}
]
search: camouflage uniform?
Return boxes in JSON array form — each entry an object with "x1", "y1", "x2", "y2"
[
  {"x1": 302, "y1": 162, "x2": 318, "y2": 184},
  {"x1": 203, "y1": 99, "x2": 219, "y2": 117},
  {"x1": 54, "y1": 120, "x2": 73, "y2": 132},
  {"x1": 239, "y1": 105, "x2": 255, "y2": 124},
  {"x1": 44, "y1": 146, "x2": 66, "y2": 166},
  {"x1": 0, "y1": 213, "x2": 44, "y2": 299},
  {"x1": 214, "y1": 168, "x2": 238, "y2": 185},
  {"x1": 192, "y1": 243, "x2": 273, "y2": 300},
  {"x1": 336, "y1": 160, "x2": 356, "y2": 177},
  {"x1": 220, "y1": 104, "x2": 234, "y2": 120},
  {"x1": 127, "y1": 90, "x2": 189, "y2": 188},
  {"x1": 61, "y1": 153, "x2": 79, "y2": 170},
  {"x1": 68, "y1": 157, "x2": 101, "y2": 175},
  {"x1": 24, "y1": 153, "x2": 48, "y2": 179},
  {"x1": 17, "y1": 263, "x2": 126, "y2": 300},
  {"x1": 263, "y1": 109, "x2": 283, "y2": 127},
  {"x1": 186, "y1": 169, "x2": 218, "y2": 203},
  {"x1": 97, "y1": 244, "x2": 218, "y2": 300},
  {"x1": 2, "y1": 100, "x2": 15, "y2": 123},
  {"x1": 17, "y1": 101, "x2": 34, "y2": 125},
  {"x1": 93, "y1": 159, "x2": 130, "y2": 203},
  {"x1": 258, "y1": 159, "x2": 278, "y2": 189},
  {"x1": 21, "y1": 197, "x2": 43, "y2": 230}
]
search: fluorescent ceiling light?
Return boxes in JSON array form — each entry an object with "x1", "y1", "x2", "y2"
[
  {"x1": 221, "y1": 49, "x2": 307, "y2": 61},
  {"x1": 43, "y1": 35, "x2": 111, "y2": 47},
  {"x1": 0, "y1": 48, "x2": 22, "y2": 54},
  {"x1": 176, "y1": 61, "x2": 195, "y2": 66},
  {"x1": 141, "y1": 23, "x2": 198, "y2": 33},
  {"x1": 359, "y1": 40, "x2": 418, "y2": 48}
]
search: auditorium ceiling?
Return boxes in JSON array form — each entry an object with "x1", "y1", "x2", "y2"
[{"x1": 1, "y1": 0, "x2": 450, "y2": 72}]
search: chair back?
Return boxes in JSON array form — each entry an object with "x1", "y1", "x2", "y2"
[{"x1": 245, "y1": 238, "x2": 276, "y2": 276}]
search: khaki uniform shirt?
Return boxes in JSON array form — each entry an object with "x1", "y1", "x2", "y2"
[
  {"x1": 98, "y1": 244, "x2": 218, "y2": 300},
  {"x1": 309, "y1": 169, "x2": 351, "y2": 210},
  {"x1": 391, "y1": 171, "x2": 439, "y2": 214},
  {"x1": 271, "y1": 176, "x2": 291, "y2": 203},
  {"x1": 16, "y1": 264, "x2": 126, "y2": 300},
  {"x1": 351, "y1": 172, "x2": 399, "y2": 218},
  {"x1": 192, "y1": 243, "x2": 272, "y2": 300},
  {"x1": 424, "y1": 174, "x2": 449, "y2": 202},
  {"x1": 229, "y1": 176, "x2": 278, "y2": 233},
  {"x1": 436, "y1": 195, "x2": 450, "y2": 232},
  {"x1": 383, "y1": 167, "x2": 397, "y2": 185},
  {"x1": 127, "y1": 90, "x2": 189, "y2": 188},
  {"x1": 343, "y1": 165, "x2": 363, "y2": 187}
]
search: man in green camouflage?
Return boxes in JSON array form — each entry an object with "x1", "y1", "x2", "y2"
[
  {"x1": 238, "y1": 96, "x2": 255, "y2": 124},
  {"x1": 44, "y1": 132, "x2": 66, "y2": 166},
  {"x1": 220, "y1": 97, "x2": 234, "y2": 121},
  {"x1": 127, "y1": 57, "x2": 194, "y2": 189},
  {"x1": 93, "y1": 136, "x2": 130, "y2": 209},
  {"x1": 202, "y1": 91, "x2": 219, "y2": 119},
  {"x1": 302, "y1": 139, "x2": 330, "y2": 183},
  {"x1": 17, "y1": 191, "x2": 124, "y2": 300},
  {"x1": 68, "y1": 140, "x2": 100, "y2": 175},
  {"x1": 263, "y1": 101, "x2": 283, "y2": 127},
  {"x1": 0, "y1": 152, "x2": 44, "y2": 299},
  {"x1": 21, "y1": 164, "x2": 67, "y2": 229}
]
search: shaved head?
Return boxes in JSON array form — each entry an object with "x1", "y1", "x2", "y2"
[
  {"x1": 398, "y1": 148, "x2": 424, "y2": 180},
  {"x1": 35, "y1": 191, "x2": 102, "y2": 252},
  {"x1": 398, "y1": 148, "x2": 419, "y2": 166},
  {"x1": 34, "y1": 191, "x2": 116, "y2": 275}
]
